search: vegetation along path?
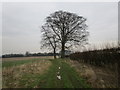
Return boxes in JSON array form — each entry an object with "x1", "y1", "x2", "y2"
[
  {"x1": 3, "y1": 58, "x2": 90, "y2": 88},
  {"x1": 36, "y1": 59, "x2": 90, "y2": 88}
]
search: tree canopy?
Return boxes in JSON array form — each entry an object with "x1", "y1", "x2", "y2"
[{"x1": 41, "y1": 10, "x2": 89, "y2": 58}]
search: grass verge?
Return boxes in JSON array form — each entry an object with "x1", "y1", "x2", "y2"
[{"x1": 2, "y1": 59, "x2": 51, "y2": 88}]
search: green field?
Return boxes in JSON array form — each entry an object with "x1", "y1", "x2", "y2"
[{"x1": 2, "y1": 57, "x2": 90, "y2": 88}]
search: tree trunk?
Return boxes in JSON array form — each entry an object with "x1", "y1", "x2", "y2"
[
  {"x1": 61, "y1": 42, "x2": 65, "y2": 58},
  {"x1": 53, "y1": 48, "x2": 56, "y2": 59}
]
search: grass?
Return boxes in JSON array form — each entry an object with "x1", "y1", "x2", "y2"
[
  {"x1": 18, "y1": 73, "x2": 43, "y2": 88},
  {"x1": 3, "y1": 57, "x2": 90, "y2": 88},
  {"x1": 37, "y1": 59, "x2": 90, "y2": 88},
  {"x1": 2, "y1": 59, "x2": 51, "y2": 88}
]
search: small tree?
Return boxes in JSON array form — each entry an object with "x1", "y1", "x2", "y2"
[{"x1": 25, "y1": 51, "x2": 30, "y2": 57}]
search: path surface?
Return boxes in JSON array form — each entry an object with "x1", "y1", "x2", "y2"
[{"x1": 36, "y1": 59, "x2": 90, "y2": 88}]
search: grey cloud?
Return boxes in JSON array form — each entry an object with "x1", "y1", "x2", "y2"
[{"x1": 2, "y1": 2, "x2": 118, "y2": 54}]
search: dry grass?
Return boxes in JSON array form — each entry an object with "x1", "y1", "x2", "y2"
[
  {"x1": 2, "y1": 56, "x2": 54, "y2": 62},
  {"x1": 66, "y1": 59, "x2": 117, "y2": 88},
  {"x1": 2, "y1": 59, "x2": 52, "y2": 88}
]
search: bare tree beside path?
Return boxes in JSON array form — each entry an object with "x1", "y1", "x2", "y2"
[{"x1": 41, "y1": 10, "x2": 89, "y2": 58}]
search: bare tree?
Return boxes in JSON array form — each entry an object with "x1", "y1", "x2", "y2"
[
  {"x1": 42, "y1": 10, "x2": 89, "y2": 58},
  {"x1": 41, "y1": 26, "x2": 59, "y2": 59}
]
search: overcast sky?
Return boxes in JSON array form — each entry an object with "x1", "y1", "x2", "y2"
[{"x1": 2, "y1": 2, "x2": 118, "y2": 54}]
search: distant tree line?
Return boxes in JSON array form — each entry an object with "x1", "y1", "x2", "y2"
[
  {"x1": 2, "y1": 52, "x2": 59, "y2": 58},
  {"x1": 2, "y1": 54, "x2": 24, "y2": 58}
]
